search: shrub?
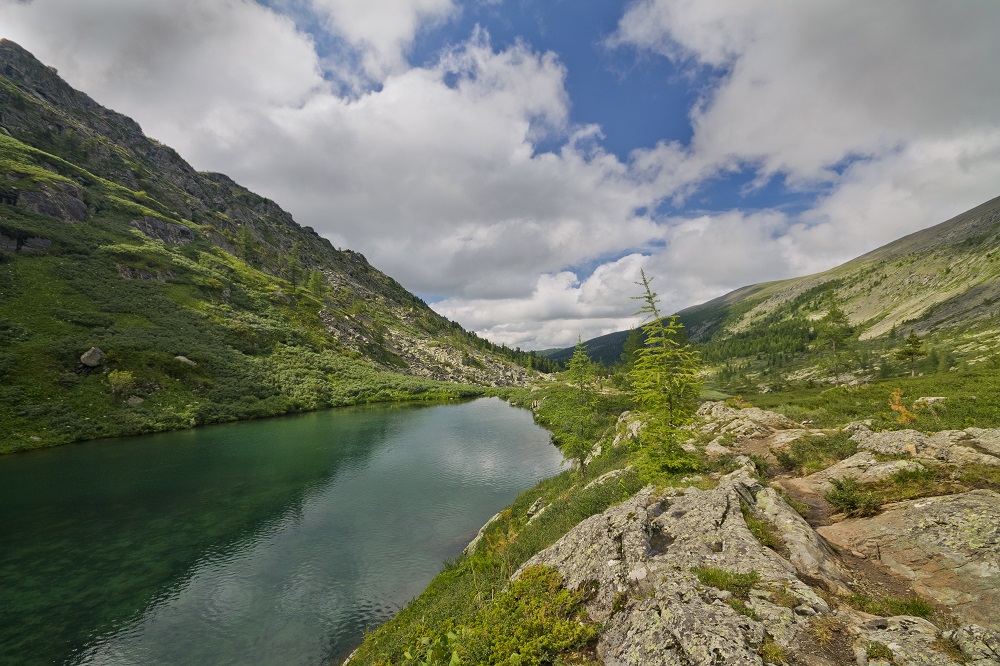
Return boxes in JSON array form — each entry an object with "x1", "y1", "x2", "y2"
[{"x1": 826, "y1": 477, "x2": 880, "y2": 517}]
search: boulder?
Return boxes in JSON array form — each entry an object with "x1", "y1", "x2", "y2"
[
  {"x1": 79, "y1": 346, "x2": 105, "y2": 367},
  {"x1": 174, "y1": 355, "x2": 197, "y2": 366},
  {"x1": 818, "y1": 490, "x2": 1000, "y2": 629}
]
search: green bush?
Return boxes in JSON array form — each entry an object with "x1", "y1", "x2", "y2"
[{"x1": 826, "y1": 477, "x2": 880, "y2": 517}]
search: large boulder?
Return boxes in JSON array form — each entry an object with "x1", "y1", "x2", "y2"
[
  {"x1": 818, "y1": 490, "x2": 1000, "y2": 630},
  {"x1": 515, "y1": 465, "x2": 846, "y2": 664}
]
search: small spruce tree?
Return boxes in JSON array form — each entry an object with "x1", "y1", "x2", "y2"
[
  {"x1": 562, "y1": 337, "x2": 595, "y2": 476},
  {"x1": 896, "y1": 331, "x2": 926, "y2": 377},
  {"x1": 816, "y1": 299, "x2": 853, "y2": 386},
  {"x1": 628, "y1": 271, "x2": 702, "y2": 475}
]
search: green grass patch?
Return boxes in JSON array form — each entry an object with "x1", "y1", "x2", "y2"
[
  {"x1": 740, "y1": 503, "x2": 789, "y2": 556},
  {"x1": 749, "y1": 371, "x2": 1000, "y2": 430},
  {"x1": 398, "y1": 565, "x2": 598, "y2": 666},
  {"x1": 774, "y1": 430, "x2": 857, "y2": 475},
  {"x1": 846, "y1": 592, "x2": 933, "y2": 619},
  {"x1": 692, "y1": 566, "x2": 760, "y2": 600}
]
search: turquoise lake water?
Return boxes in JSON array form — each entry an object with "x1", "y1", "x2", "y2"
[{"x1": 0, "y1": 397, "x2": 563, "y2": 665}]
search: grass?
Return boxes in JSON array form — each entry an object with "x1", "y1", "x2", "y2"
[
  {"x1": 691, "y1": 566, "x2": 760, "y2": 600},
  {"x1": 846, "y1": 592, "x2": 933, "y2": 619},
  {"x1": 865, "y1": 641, "x2": 895, "y2": 662},
  {"x1": 0, "y1": 206, "x2": 492, "y2": 453},
  {"x1": 741, "y1": 503, "x2": 789, "y2": 556},
  {"x1": 774, "y1": 430, "x2": 857, "y2": 475},
  {"x1": 396, "y1": 566, "x2": 599, "y2": 666},
  {"x1": 749, "y1": 371, "x2": 1000, "y2": 430}
]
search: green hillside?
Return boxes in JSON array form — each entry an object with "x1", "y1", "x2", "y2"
[
  {"x1": 0, "y1": 39, "x2": 544, "y2": 453},
  {"x1": 550, "y1": 195, "x2": 1000, "y2": 388}
]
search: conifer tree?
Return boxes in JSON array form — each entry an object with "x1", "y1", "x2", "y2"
[
  {"x1": 896, "y1": 331, "x2": 926, "y2": 377},
  {"x1": 629, "y1": 270, "x2": 701, "y2": 429},
  {"x1": 816, "y1": 299, "x2": 853, "y2": 386},
  {"x1": 562, "y1": 337, "x2": 595, "y2": 476}
]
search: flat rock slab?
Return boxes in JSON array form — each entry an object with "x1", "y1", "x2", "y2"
[
  {"x1": 697, "y1": 402, "x2": 799, "y2": 438},
  {"x1": 849, "y1": 425, "x2": 1000, "y2": 467},
  {"x1": 818, "y1": 490, "x2": 1000, "y2": 630}
]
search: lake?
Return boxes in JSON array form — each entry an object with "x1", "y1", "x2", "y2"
[{"x1": 0, "y1": 397, "x2": 563, "y2": 665}]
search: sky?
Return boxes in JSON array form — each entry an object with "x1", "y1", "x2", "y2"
[{"x1": 2, "y1": 0, "x2": 999, "y2": 350}]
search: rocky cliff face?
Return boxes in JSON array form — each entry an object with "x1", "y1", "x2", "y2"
[{"x1": 514, "y1": 404, "x2": 1000, "y2": 665}]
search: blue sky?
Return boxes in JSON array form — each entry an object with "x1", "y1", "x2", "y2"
[{"x1": 2, "y1": 1, "x2": 999, "y2": 348}]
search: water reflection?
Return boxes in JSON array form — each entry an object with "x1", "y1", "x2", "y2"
[{"x1": 0, "y1": 398, "x2": 561, "y2": 665}]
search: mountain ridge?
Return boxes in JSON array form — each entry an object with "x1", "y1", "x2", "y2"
[{"x1": 548, "y1": 194, "x2": 1000, "y2": 376}]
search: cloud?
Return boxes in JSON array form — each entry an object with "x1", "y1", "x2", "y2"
[
  {"x1": 308, "y1": 0, "x2": 457, "y2": 83},
  {"x1": 2, "y1": 1, "x2": 999, "y2": 351},
  {"x1": 612, "y1": 0, "x2": 1000, "y2": 182},
  {"x1": 0, "y1": 0, "x2": 326, "y2": 146}
]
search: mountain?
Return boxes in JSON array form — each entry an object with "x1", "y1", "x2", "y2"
[
  {"x1": 0, "y1": 39, "x2": 539, "y2": 453},
  {"x1": 552, "y1": 195, "x2": 1000, "y2": 378}
]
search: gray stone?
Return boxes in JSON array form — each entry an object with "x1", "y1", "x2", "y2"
[
  {"x1": 948, "y1": 624, "x2": 1000, "y2": 665},
  {"x1": 125, "y1": 396, "x2": 144, "y2": 407},
  {"x1": 850, "y1": 426, "x2": 1000, "y2": 467},
  {"x1": 19, "y1": 236, "x2": 52, "y2": 252},
  {"x1": 16, "y1": 183, "x2": 87, "y2": 222},
  {"x1": 818, "y1": 490, "x2": 1000, "y2": 629},
  {"x1": 852, "y1": 614, "x2": 960, "y2": 666},
  {"x1": 782, "y1": 451, "x2": 926, "y2": 495},
  {"x1": 0, "y1": 232, "x2": 16, "y2": 254},
  {"x1": 515, "y1": 467, "x2": 838, "y2": 664},
  {"x1": 129, "y1": 217, "x2": 194, "y2": 245},
  {"x1": 79, "y1": 346, "x2": 105, "y2": 367},
  {"x1": 174, "y1": 355, "x2": 197, "y2": 366}
]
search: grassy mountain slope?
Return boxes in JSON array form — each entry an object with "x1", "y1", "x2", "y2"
[
  {"x1": 0, "y1": 39, "x2": 537, "y2": 453},
  {"x1": 551, "y1": 195, "x2": 1000, "y2": 382}
]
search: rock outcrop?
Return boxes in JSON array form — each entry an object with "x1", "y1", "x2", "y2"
[
  {"x1": 516, "y1": 463, "x2": 845, "y2": 664},
  {"x1": 129, "y1": 216, "x2": 194, "y2": 245},
  {"x1": 16, "y1": 182, "x2": 88, "y2": 222},
  {"x1": 818, "y1": 490, "x2": 1000, "y2": 630},
  {"x1": 782, "y1": 451, "x2": 926, "y2": 496},
  {"x1": 848, "y1": 424, "x2": 1000, "y2": 467}
]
